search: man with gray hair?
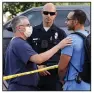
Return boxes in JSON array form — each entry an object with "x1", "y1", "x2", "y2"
[{"x1": 4, "y1": 16, "x2": 72, "y2": 91}]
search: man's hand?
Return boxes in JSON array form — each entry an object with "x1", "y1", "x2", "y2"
[
  {"x1": 57, "y1": 37, "x2": 72, "y2": 49},
  {"x1": 37, "y1": 65, "x2": 51, "y2": 76}
]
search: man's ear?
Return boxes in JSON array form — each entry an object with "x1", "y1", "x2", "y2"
[
  {"x1": 16, "y1": 26, "x2": 20, "y2": 31},
  {"x1": 55, "y1": 12, "x2": 57, "y2": 16},
  {"x1": 54, "y1": 12, "x2": 57, "y2": 19},
  {"x1": 74, "y1": 19, "x2": 78, "y2": 25},
  {"x1": 17, "y1": 26, "x2": 25, "y2": 32},
  {"x1": 41, "y1": 10, "x2": 43, "y2": 15}
]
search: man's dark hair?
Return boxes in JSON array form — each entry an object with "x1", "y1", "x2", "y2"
[{"x1": 72, "y1": 9, "x2": 86, "y2": 24}]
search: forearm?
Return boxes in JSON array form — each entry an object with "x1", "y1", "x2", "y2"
[
  {"x1": 30, "y1": 38, "x2": 72, "y2": 64},
  {"x1": 58, "y1": 55, "x2": 71, "y2": 82},
  {"x1": 30, "y1": 45, "x2": 60, "y2": 64},
  {"x1": 58, "y1": 68, "x2": 67, "y2": 82},
  {"x1": 38, "y1": 45, "x2": 60, "y2": 63}
]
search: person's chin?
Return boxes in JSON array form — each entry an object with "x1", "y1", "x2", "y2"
[{"x1": 46, "y1": 20, "x2": 51, "y2": 23}]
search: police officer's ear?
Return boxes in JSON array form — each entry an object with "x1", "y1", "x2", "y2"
[
  {"x1": 54, "y1": 12, "x2": 57, "y2": 19},
  {"x1": 55, "y1": 11, "x2": 57, "y2": 16},
  {"x1": 41, "y1": 10, "x2": 44, "y2": 16}
]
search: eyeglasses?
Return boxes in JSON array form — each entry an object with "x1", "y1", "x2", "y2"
[
  {"x1": 19, "y1": 24, "x2": 31, "y2": 27},
  {"x1": 43, "y1": 11, "x2": 56, "y2": 16},
  {"x1": 66, "y1": 18, "x2": 74, "y2": 21}
]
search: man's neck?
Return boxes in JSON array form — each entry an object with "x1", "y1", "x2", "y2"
[
  {"x1": 14, "y1": 32, "x2": 27, "y2": 40},
  {"x1": 74, "y1": 25, "x2": 85, "y2": 31},
  {"x1": 43, "y1": 22, "x2": 53, "y2": 27}
]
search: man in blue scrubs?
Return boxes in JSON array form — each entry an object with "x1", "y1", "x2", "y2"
[
  {"x1": 58, "y1": 10, "x2": 90, "y2": 90},
  {"x1": 4, "y1": 16, "x2": 72, "y2": 91}
]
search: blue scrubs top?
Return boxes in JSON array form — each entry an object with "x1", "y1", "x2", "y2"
[
  {"x1": 61, "y1": 30, "x2": 90, "y2": 90},
  {"x1": 4, "y1": 37, "x2": 39, "y2": 87}
]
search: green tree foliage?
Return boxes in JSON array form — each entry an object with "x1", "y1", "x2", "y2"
[
  {"x1": 3, "y1": 2, "x2": 46, "y2": 16},
  {"x1": 3, "y1": 2, "x2": 90, "y2": 16}
]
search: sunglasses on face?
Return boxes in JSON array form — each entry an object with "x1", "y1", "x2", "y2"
[{"x1": 43, "y1": 11, "x2": 56, "y2": 16}]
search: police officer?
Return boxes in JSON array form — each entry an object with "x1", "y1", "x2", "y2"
[{"x1": 27, "y1": 3, "x2": 67, "y2": 91}]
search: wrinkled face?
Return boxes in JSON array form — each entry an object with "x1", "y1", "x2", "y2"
[
  {"x1": 42, "y1": 5, "x2": 57, "y2": 24},
  {"x1": 65, "y1": 12, "x2": 75, "y2": 30}
]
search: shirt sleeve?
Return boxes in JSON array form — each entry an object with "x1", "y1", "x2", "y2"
[
  {"x1": 13, "y1": 39, "x2": 37, "y2": 64},
  {"x1": 61, "y1": 35, "x2": 74, "y2": 56},
  {"x1": 61, "y1": 45, "x2": 73, "y2": 56}
]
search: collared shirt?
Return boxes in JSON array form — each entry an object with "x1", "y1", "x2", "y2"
[{"x1": 5, "y1": 37, "x2": 38, "y2": 86}]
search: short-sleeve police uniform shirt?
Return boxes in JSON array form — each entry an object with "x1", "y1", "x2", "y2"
[{"x1": 5, "y1": 37, "x2": 38, "y2": 86}]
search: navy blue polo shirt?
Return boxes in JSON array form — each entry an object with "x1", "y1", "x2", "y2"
[{"x1": 4, "y1": 37, "x2": 39, "y2": 86}]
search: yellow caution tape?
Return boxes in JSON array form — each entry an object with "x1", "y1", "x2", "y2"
[{"x1": 3, "y1": 65, "x2": 58, "y2": 81}]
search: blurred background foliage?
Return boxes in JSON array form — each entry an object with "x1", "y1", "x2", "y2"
[{"x1": 3, "y1": 2, "x2": 90, "y2": 20}]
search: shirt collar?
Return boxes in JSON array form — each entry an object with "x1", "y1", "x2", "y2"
[{"x1": 39, "y1": 23, "x2": 56, "y2": 31}]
